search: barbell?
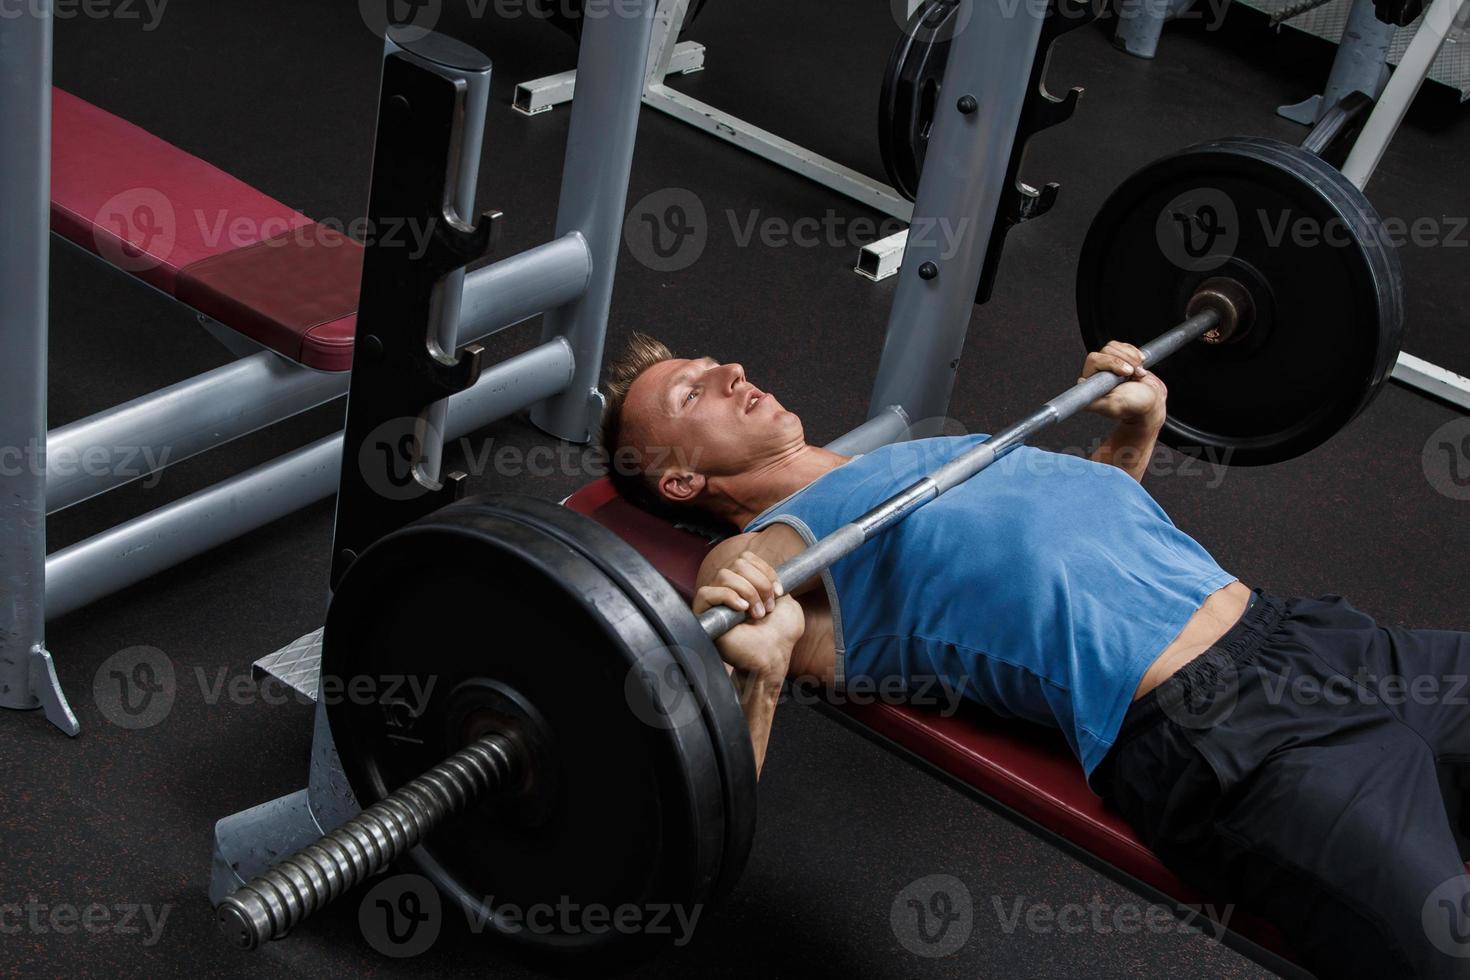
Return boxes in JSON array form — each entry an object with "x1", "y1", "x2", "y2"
[{"x1": 216, "y1": 137, "x2": 1404, "y2": 963}]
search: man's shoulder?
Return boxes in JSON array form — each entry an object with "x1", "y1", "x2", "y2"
[{"x1": 696, "y1": 523, "x2": 808, "y2": 586}]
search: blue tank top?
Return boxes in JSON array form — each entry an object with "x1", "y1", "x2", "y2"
[{"x1": 744, "y1": 435, "x2": 1236, "y2": 776}]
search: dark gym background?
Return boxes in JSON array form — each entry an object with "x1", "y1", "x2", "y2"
[{"x1": 5, "y1": 0, "x2": 1468, "y2": 976}]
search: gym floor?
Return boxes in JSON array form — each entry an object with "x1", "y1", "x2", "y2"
[{"x1": 7, "y1": 1, "x2": 1468, "y2": 977}]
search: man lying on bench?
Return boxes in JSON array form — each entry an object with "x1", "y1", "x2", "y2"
[{"x1": 597, "y1": 333, "x2": 1470, "y2": 980}]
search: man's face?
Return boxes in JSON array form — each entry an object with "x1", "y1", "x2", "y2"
[{"x1": 622, "y1": 356, "x2": 804, "y2": 505}]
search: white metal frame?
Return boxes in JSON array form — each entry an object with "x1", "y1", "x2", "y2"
[
  {"x1": 512, "y1": 0, "x2": 914, "y2": 279},
  {"x1": 1341, "y1": 0, "x2": 1470, "y2": 410}
]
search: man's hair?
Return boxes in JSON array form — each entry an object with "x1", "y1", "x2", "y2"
[{"x1": 599, "y1": 333, "x2": 679, "y2": 513}]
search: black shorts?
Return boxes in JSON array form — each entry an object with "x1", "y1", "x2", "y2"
[{"x1": 1093, "y1": 592, "x2": 1470, "y2": 979}]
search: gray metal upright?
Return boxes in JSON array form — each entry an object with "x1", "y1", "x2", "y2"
[
  {"x1": 1113, "y1": 0, "x2": 1196, "y2": 59},
  {"x1": 0, "y1": 2, "x2": 78, "y2": 734},
  {"x1": 530, "y1": 0, "x2": 657, "y2": 444},
  {"x1": 866, "y1": 0, "x2": 1047, "y2": 429},
  {"x1": 1278, "y1": 0, "x2": 1395, "y2": 125}
]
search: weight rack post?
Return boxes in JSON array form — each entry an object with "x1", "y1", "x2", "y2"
[
  {"x1": 531, "y1": 0, "x2": 658, "y2": 444},
  {"x1": 329, "y1": 29, "x2": 499, "y2": 586},
  {"x1": 1277, "y1": 0, "x2": 1394, "y2": 126},
  {"x1": 421, "y1": 33, "x2": 492, "y2": 489},
  {"x1": 0, "y1": 0, "x2": 78, "y2": 735},
  {"x1": 867, "y1": 0, "x2": 1049, "y2": 430}
]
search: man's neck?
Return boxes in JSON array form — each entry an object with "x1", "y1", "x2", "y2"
[{"x1": 713, "y1": 444, "x2": 850, "y2": 530}]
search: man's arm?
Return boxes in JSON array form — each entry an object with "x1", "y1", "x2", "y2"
[
  {"x1": 1092, "y1": 416, "x2": 1165, "y2": 483},
  {"x1": 694, "y1": 532, "x2": 807, "y2": 775},
  {"x1": 1082, "y1": 340, "x2": 1168, "y2": 483}
]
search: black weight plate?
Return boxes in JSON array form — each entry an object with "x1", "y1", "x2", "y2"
[
  {"x1": 323, "y1": 498, "x2": 727, "y2": 963},
  {"x1": 879, "y1": 0, "x2": 960, "y2": 202},
  {"x1": 1076, "y1": 137, "x2": 1404, "y2": 466},
  {"x1": 474, "y1": 494, "x2": 757, "y2": 910}
]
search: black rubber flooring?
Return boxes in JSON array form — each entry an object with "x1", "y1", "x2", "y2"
[{"x1": 4, "y1": 1, "x2": 1468, "y2": 977}]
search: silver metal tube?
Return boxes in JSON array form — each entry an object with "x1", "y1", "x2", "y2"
[
  {"x1": 43, "y1": 236, "x2": 591, "y2": 514},
  {"x1": 445, "y1": 337, "x2": 574, "y2": 434},
  {"x1": 46, "y1": 436, "x2": 341, "y2": 620},
  {"x1": 0, "y1": 2, "x2": 54, "y2": 709},
  {"x1": 45, "y1": 339, "x2": 575, "y2": 619},
  {"x1": 531, "y1": 0, "x2": 658, "y2": 444},
  {"x1": 458, "y1": 233, "x2": 591, "y2": 338},
  {"x1": 823, "y1": 405, "x2": 912, "y2": 457},
  {"x1": 697, "y1": 310, "x2": 1219, "y2": 640},
  {"x1": 47, "y1": 353, "x2": 345, "y2": 513},
  {"x1": 866, "y1": 0, "x2": 1047, "y2": 429}
]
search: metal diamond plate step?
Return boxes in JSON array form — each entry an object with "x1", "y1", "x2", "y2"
[
  {"x1": 254, "y1": 628, "x2": 323, "y2": 702},
  {"x1": 1239, "y1": 0, "x2": 1470, "y2": 98}
]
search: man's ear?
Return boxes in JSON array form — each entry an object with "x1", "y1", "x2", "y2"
[{"x1": 659, "y1": 469, "x2": 707, "y2": 504}]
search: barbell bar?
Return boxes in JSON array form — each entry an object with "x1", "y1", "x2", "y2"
[{"x1": 218, "y1": 734, "x2": 517, "y2": 949}]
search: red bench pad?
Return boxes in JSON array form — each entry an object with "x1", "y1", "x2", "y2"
[
  {"x1": 176, "y1": 224, "x2": 362, "y2": 372},
  {"x1": 563, "y1": 477, "x2": 1293, "y2": 959},
  {"x1": 51, "y1": 90, "x2": 314, "y2": 294},
  {"x1": 51, "y1": 90, "x2": 359, "y2": 370}
]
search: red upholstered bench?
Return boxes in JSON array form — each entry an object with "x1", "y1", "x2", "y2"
[
  {"x1": 50, "y1": 89, "x2": 361, "y2": 371},
  {"x1": 564, "y1": 477, "x2": 1303, "y2": 970}
]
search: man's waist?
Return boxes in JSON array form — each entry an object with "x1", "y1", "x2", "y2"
[
  {"x1": 1116, "y1": 590, "x2": 1287, "y2": 743},
  {"x1": 1132, "y1": 581, "x2": 1255, "y2": 702}
]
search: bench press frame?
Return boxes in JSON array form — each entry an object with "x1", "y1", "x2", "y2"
[
  {"x1": 224, "y1": 4, "x2": 1319, "y2": 975},
  {"x1": 0, "y1": 5, "x2": 633, "y2": 734},
  {"x1": 0, "y1": 1, "x2": 1359, "y2": 972}
]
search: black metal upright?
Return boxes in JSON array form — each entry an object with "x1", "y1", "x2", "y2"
[{"x1": 330, "y1": 28, "x2": 500, "y2": 588}]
